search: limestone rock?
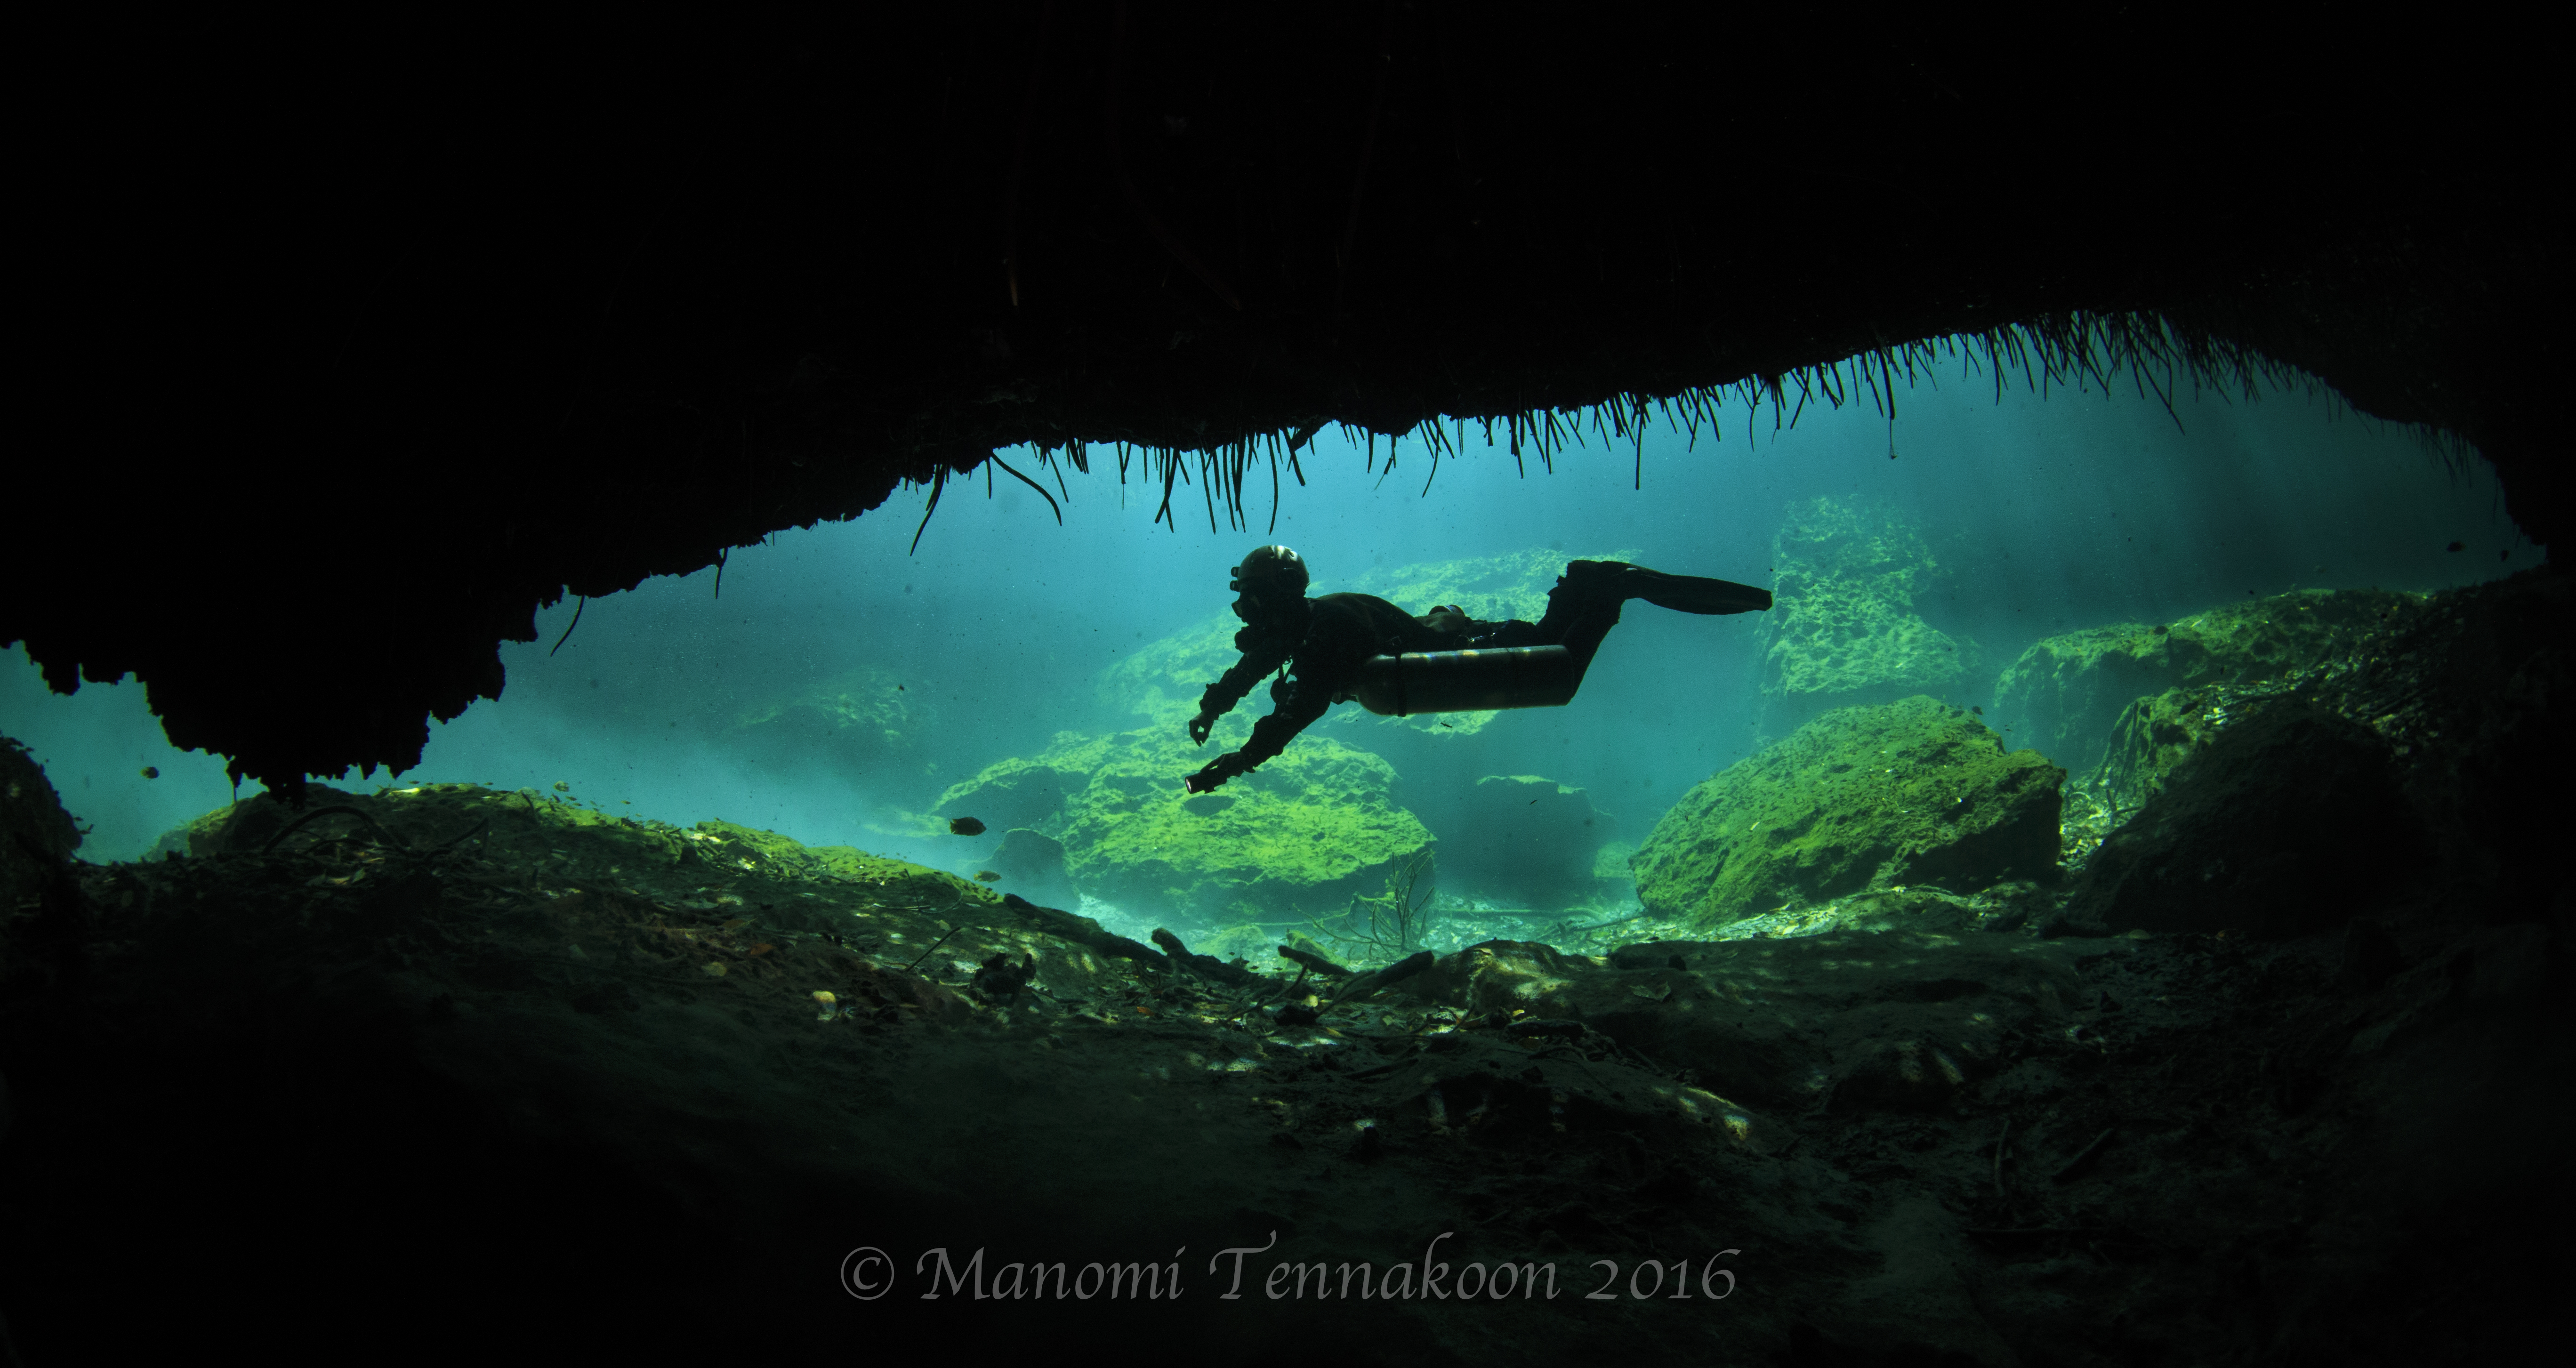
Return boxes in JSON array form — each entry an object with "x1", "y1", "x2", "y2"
[
  {"x1": 933, "y1": 731, "x2": 1117, "y2": 838},
  {"x1": 2058, "y1": 700, "x2": 2421, "y2": 938},
  {"x1": 946, "y1": 724, "x2": 1431, "y2": 922},
  {"x1": 1389, "y1": 931, "x2": 2096, "y2": 1116},
  {"x1": 1758, "y1": 498, "x2": 1964, "y2": 731},
  {"x1": 1994, "y1": 587, "x2": 2423, "y2": 776},
  {"x1": 731, "y1": 664, "x2": 926, "y2": 770},
  {"x1": 1633, "y1": 696, "x2": 2063, "y2": 927},
  {"x1": 987, "y1": 827, "x2": 1078, "y2": 907}
]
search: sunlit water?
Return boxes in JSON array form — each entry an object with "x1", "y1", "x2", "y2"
[{"x1": 5, "y1": 362, "x2": 2537, "y2": 925}]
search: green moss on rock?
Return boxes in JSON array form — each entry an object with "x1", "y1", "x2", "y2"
[
  {"x1": 933, "y1": 731, "x2": 1120, "y2": 838},
  {"x1": 1993, "y1": 587, "x2": 2425, "y2": 775},
  {"x1": 1058, "y1": 726, "x2": 1434, "y2": 922},
  {"x1": 1760, "y1": 499, "x2": 1962, "y2": 726},
  {"x1": 1633, "y1": 696, "x2": 2064, "y2": 927}
]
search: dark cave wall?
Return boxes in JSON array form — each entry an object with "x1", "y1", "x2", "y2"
[{"x1": 8, "y1": 5, "x2": 2561, "y2": 791}]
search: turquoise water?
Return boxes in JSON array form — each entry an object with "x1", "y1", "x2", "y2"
[{"x1": 2, "y1": 359, "x2": 2537, "y2": 876}]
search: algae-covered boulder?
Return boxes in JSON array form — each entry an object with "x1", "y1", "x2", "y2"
[
  {"x1": 936, "y1": 719, "x2": 1438, "y2": 923},
  {"x1": 1060, "y1": 727, "x2": 1434, "y2": 922},
  {"x1": 2091, "y1": 681, "x2": 2300, "y2": 816},
  {"x1": 1633, "y1": 696, "x2": 2063, "y2": 926},
  {"x1": 733, "y1": 664, "x2": 928, "y2": 770},
  {"x1": 933, "y1": 731, "x2": 1117, "y2": 838},
  {"x1": 1994, "y1": 587, "x2": 2423, "y2": 776},
  {"x1": 2058, "y1": 701, "x2": 2420, "y2": 939},
  {"x1": 1758, "y1": 499, "x2": 1964, "y2": 730},
  {"x1": 1436, "y1": 774, "x2": 1615, "y2": 909},
  {"x1": 987, "y1": 827, "x2": 1079, "y2": 907}
]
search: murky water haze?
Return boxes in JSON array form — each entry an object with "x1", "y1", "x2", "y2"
[{"x1": 6, "y1": 360, "x2": 2539, "y2": 877}]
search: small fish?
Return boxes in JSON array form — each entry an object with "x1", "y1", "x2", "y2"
[
  {"x1": 553, "y1": 781, "x2": 571, "y2": 792},
  {"x1": 2446, "y1": 541, "x2": 2464, "y2": 553},
  {"x1": 1970, "y1": 706, "x2": 1983, "y2": 716},
  {"x1": 1439, "y1": 722, "x2": 1453, "y2": 729},
  {"x1": 975, "y1": 870, "x2": 1001, "y2": 882},
  {"x1": 139, "y1": 766, "x2": 159, "y2": 779},
  {"x1": 948, "y1": 816, "x2": 987, "y2": 836}
]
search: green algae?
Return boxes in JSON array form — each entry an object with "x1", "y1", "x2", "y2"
[
  {"x1": 933, "y1": 718, "x2": 1439, "y2": 923},
  {"x1": 1059, "y1": 726, "x2": 1434, "y2": 922},
  {"x1": 1633, "y1": 695, "x2": 2063, "y2": 927},
  {"x1": 1992, "y1": 587, "x2": 2426, "y2": 776},
  {"x1": 161, "y1": 781, "x2": 995, "y2": 912},
  {"x1": 933, "y1": 731, "x2": 1124, "y2": 839},
  {"x1": 1759, "y1": 499, "x2": 1964, "y2": 727}
]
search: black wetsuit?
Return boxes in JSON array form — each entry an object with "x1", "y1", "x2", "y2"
[{"x1": 1191, "y1": 585, "x2": 1626, "y2": 783}]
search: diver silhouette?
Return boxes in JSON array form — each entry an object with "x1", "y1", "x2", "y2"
[{"x1": 1182, "y1": 546, "x2": 1772, "y2": 793}]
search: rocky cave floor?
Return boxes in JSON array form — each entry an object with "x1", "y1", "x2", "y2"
[{"x1": 1, "y1": 571, "x2": 2568, "y2": 1366}]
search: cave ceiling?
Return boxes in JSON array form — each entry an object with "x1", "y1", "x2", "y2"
[{"x1": 7, "y1": 6, "x2": 2560, "y2": 796}]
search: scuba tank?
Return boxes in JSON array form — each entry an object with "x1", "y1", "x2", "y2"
[{"x1": 1349, "y1": 645, "x2": 1581, "y2": 716}]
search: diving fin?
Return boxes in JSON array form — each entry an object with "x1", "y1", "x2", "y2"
[{"x1": 1562, "y1": 561, "x2": 1772, "y2": 614}]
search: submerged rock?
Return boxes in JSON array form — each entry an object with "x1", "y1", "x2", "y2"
[
  {"x1": 730, "y1": 663, "x2": 927, "y2": 769},
  {"x1": 1063, "y1": 727, "x2": 1433, "y2": 922},
  {"x1": 933, "y1": 732, "x2": 1117, "y2": 838},
  {"x1": 1993, "y1": 587, "x2": 2424, "y2": 776},
  {"x1": 1633, "y1": 696, "x2": 2064, "y2": 927},
  {"x1": 986, "y1": 826, "x2": 1078, "y2": 906},
  {"x1": 944, "y1": 725, "x2": 1436, "y2": 923},
  {"x1": 1388, "y1": 931, "x2": 2095, "y2": 1115},
  {"x1": 1757, "y1": 498, "x2": 1965, "y2": 731},
  {"x1": 2057, "y1": 700, "x2": 2421, "y2": 938}
]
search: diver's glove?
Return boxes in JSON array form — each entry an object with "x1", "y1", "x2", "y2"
[
  {"x1": 1183, "y1": 754, "x2": 1246, "y2": 794},
  {"x1": 1188, "y1": 710, "x2": 1217, "y2": 746}
]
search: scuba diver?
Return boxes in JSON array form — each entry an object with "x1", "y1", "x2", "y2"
[{"x1": 1183, "y1": 546, "x2": 1771, "y2": 793}]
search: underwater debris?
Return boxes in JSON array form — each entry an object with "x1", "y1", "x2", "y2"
[
  {"x1": 974, "y1": 870, "x2": 999, "y2": 882},
  {"x1": 1149, "y1": 928, "x2": 1258, "y2": 986},
  {"x1": 971, "y1": 953, "x2": 1035, "y2": 998},
  {"x1": 2447, "y1": 541, "x2": 2465, "y2": 552},
  {"x1": 1277, "y1": 944, "x2": 1351, "y2": 978},
  {"x1": 1329, "y1": 950, "x2": 1435, "y2": 1005},
  {"x1": 1313, "y1": 847, "x2": 1437, "y2": 956},
  {"x1": 998, "y1": 893, "x2": 1166, "y2": 969},
  {"x1": 947, "y1": 817, "x2": 987, "y2": 836}
]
